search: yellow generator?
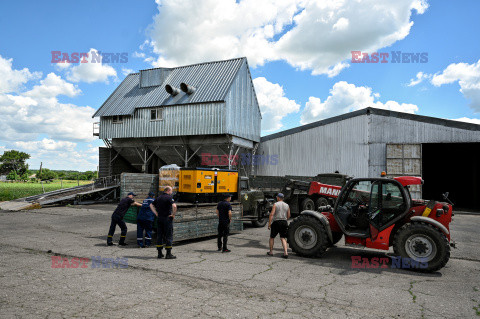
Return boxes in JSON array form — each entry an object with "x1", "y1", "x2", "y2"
[{"x1": 177, "y1": 168, "x2": 238, "y2": 203}]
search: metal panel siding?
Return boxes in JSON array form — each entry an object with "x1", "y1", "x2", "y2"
[
  {"x1": 369, "y1": 114, "x2": 480, "y2": 144},
  {"x1": 224, "y1": 61, "x2": 261, "y2": 142},
  {"x1": 256, "y1": 115, "x2": 369, "y2": 177},
  {"x1": 140, "y1": 68, "x2": 171, "y2": 88},
  {"x1": 99, "y1": 102, "x2": 225, "y2": 139},
  {"x1": 94, "y1": 58, "x2": 246, "y2": 117}
]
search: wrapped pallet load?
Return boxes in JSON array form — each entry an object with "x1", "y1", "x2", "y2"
[{"x1": 159, "y1": 164, "x2": 180, "y2": 194}]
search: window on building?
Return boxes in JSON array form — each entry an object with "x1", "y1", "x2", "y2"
[
  {"x1": 150, "y1": 108, "x2": 163, "y2": 121},
  {"x1": 112, "y1": 115, "x2": 123, "y2": 123}
]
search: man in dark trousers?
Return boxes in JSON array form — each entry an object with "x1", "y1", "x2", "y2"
[
  {"x1": 107, "y1": 192, "x2": 142, "y2": 246},
  {"x1": 137, "y1": 192, "x2": 157, "y2": 248},
  {"x1": 150, "y1": 186, "x2": 177, "y2": 259},
  {"x1": 216, "y1": 194, "x2": 232, "y2": 253}
]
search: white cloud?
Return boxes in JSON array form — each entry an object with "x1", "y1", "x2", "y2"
[
  {"x1": 407, "y1": 71, "x2": 430, "y2": 86},
  {"x1": 0, "y1": 55, "x2": 96, "y2": 143},
  {"x1": 253, "y1": 77, "x2": 300, "y2": 132},
  {"x1": 301, "y1": 81, "x2": 418, "y2": 124},
  {"x1": 146, "y1": 0, "x2": 427, "y2": 76},
  {"x1": 453, "y1": 117, "x2": 480, "y2": 125},
  {"x1": 122, "y1": 67, "x2": 134, "y2": 76},
  {"x1": 13, "y1": 138, "x2": 76, "y2": 152},
  {"x1": 0, "y1": 55, "x2": 41, "y2": 94},
  {"x1": 66, "y1": 48, "x2": 117, "y2": 83},
  {"x1": 430, "y1": 59, "x2": 480, "y2": 111}
]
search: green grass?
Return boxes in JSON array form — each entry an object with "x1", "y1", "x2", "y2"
[{"x1": 0, "y1": 180, "x2": 92, "y2": 201}]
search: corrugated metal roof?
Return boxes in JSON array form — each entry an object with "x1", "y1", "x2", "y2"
[
  {"x1": 261, "y1": 107, "x2": 480, "y2": 142},
  {"x1": 93, "y1": 57, "x2": 246, "y2": 117}
]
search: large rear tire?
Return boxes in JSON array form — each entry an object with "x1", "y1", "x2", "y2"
[
  {"x1": 393, "y1": 222, "x2": 450, "y2": 272},
  {"x1": 288, "y1": 215, "x2": 329, "y2": 257}
]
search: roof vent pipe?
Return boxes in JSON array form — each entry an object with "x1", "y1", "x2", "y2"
[
  {"x1": 180, "y1": 82, "x2": 196, "y2": 94},
  {"x1": 165, "y1": 84, "x2": 180, "y2": 96}
]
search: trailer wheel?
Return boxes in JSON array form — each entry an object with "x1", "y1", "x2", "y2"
[
  {"x1": 393, "y1": 222, "x2": 450, "y2": 272},
  {"x1": 301, "y1": 198, "x2": 315, "y2": 211},
  {"x1": 252, "y1": 217, "x2": 268, "y2": 228},
  {"x1": 251, "y1": 205, "x2": 268, "y2": 227},
  {"x1": 315, "y1": 197, "x2": 329, "y2": 210},
  {"x1": 288, "y1": 215, "x2": 329, "y2": 257}
]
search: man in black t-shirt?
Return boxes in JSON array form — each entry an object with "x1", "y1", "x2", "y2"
[
  {"x1": 107, "y1": 192, "x2": 142, "y2": 246},
  {"x1": 150, "y1": 186, "x2": 177, "y2": 259},
  {"x1": 216, "y1": 194, "x2": 233, "y2": 253}
]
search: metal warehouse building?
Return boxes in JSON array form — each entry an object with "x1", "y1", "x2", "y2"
[
  {"x1": 93, "y1": 57, "x2": 261, "y2": 177},
  {"x1": 256, "y1": 108, "x2": 480, "y2": 209}
]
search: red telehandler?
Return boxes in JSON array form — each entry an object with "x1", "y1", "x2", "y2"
[{"x1": 287, "y1": 175, "x2": 455, "y2": 272}]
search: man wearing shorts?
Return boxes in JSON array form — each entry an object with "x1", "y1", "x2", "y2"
[{"x1": 267, "y1": 193, "x2": 291, "y2": 258}]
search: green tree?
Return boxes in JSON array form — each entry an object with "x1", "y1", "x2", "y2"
[
  {"x1": 0, "y1": 150, "x2": 30, "y2": 176},
  {"x1": 37, "y1": 169, "x2": 57, "y2": 181},
  {"x1": 7, "y1": 170, "x2": 19, "y2": 180}
]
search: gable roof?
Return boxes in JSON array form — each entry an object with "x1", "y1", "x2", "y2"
[
  {"x1": 261, "y1": 107, "x2": 480, "y2": 142},
  {"x1": 93, "y1": 57, "x2": 246, "y2": 117}
]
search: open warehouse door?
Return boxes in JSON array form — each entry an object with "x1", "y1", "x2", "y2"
[{"x1": 422, "y1": 143, "x2": 480, "y2": 210}]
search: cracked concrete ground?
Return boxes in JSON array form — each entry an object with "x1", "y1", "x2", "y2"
[{"x1": 0, "y1": 205, "x2": 479, "y2": 318}]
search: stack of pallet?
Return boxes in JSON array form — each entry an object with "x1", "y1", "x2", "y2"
[{"x1": 124, "y1": 203, "x2": 243, "y2": 243}]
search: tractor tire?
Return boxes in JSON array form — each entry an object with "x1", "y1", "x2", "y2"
[
  {"x1": 301, "y1": 198, "x2": 315, "y2": 211},
  {"x1": 330, "y1": 231, "x2": 343, "y2": 246},
  {"x1": 393, "y1": 222, "x2": 450, "y2": 272},
  {"x1": 252, "y1": 217, "x2": 268, "y2": 228},
  {"x1": 315, "y1": 197, "x2": 329, "y2": 211},
  {"x1": 288, "y1": 215, "x2": 329, "y2": 257}
]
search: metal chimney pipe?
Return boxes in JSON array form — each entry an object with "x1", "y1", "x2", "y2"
[
  {"x1": 165, "y1": 84, "x2": 180, "y2": 96},
  {"x1": 180, "y1": 82, "x2": 196, "y2": 94}
]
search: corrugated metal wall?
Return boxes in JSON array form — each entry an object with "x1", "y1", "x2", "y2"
[
  {"x1": 99, "y1": 102, "x2": 225, "y2": 139},
  {"x1": 256, "y1": 115, "x2": 370, "y2": 177},
  {"x1": 224, "y1": 61, "x2": 262, "y2": 142},
  {"x1": 368, "y1": 114, "x2": 480, "y2": 177}
]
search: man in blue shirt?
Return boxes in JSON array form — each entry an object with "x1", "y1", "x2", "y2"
[{"x1": 137, "y1": 192, "x2": 157, "y2": 248}]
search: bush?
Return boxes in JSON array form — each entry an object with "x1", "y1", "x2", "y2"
[{"x1": 37, "y1": 169, "x2": 57, "y2": 181}]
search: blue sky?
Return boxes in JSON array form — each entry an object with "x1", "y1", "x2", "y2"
[{"x1": 0, "y1": 0, "x2": 479, "y2": 171}]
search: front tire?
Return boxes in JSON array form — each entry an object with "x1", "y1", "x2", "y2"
[
  {"x1": 288, "y1": 215, "x2": 329, "y2": 257},
  {"x1": 393, "y1": 222, "x2": 450, "y2": 272}
]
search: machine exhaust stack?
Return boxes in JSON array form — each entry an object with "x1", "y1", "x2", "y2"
[
  {"x1": 165, "y1": 84, "x2": 180, "y2": 96},
  {"x1": 180, "y1": 82, "x2": 196, "y2": 94}
]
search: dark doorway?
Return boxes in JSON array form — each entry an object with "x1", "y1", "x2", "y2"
[{"x1": 422, "y1": 143, "x2": 480, "y2": 211}]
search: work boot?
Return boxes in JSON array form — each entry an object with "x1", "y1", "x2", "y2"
[
  {"x1": 107, "y1": 242, "x2": 113, "y2": 246},
  {"x1": 118, "y1": 242, "x2": 128, "y2": 246},
  {"x1": 157, "y1": 250, "x2": 164, "y2": 259},
  {"x1": 119, "y1": 235, "x2": 127, "y2": 246},
  {"x1": 165, "y1": 249, "x2": 176, "y2": 259}
]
